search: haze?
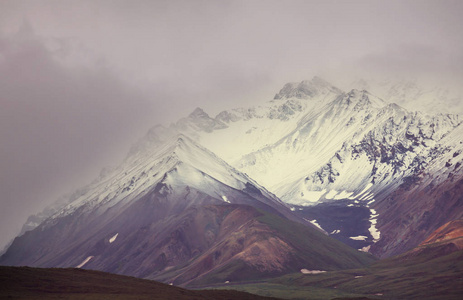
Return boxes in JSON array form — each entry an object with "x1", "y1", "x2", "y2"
[{"x1": 1, "y1": 0, "x2": 463, "y2": 250}]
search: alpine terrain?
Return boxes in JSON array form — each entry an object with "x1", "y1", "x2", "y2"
[{"x1": 2, "y1": 76, "x2": 463, "y2": 297}]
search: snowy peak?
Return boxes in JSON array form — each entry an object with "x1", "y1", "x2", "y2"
[
  {"x1": 188, "y1": 107, "x2": 209, "y2": 119},
  {"x1": 176, "y1": 107, "x2": 227, "y2": 133},
  {"x1": 134, "y1": 133, "x2": 248, "y2": 191},
  {"x1": 171, "y1": 134, "x2": 194, "y2": 151},
  {"x1": 165, "y1": 134, "x2": 288, "y2": 210},
  {"x1": 126, "y1": 125, "x2": 175, "y2": 158},
  {"x1": 44, "y1": 132, "x2": 292, "y2": 223},
  {"x1": 340, "y1": 89, "x2": 387, "y2": 111},
  {"x1": 351, "y1": 78, "x2": 463, "y2": 115},
  {"x1": 379, "y1": 102, "x2": 407, "y2": 115},
  {"x1": 165, "y1": 134, "x2": 249, "y2": 190},
  {"x1": 312, "y1": 76, "x2": 339, "y2": 89},
  {"x1": 274, "y1": 76, "x2": 343, "y2": 100},
  {"x1": 168, "y1": 134, "x2": 230, "y2": 170}
]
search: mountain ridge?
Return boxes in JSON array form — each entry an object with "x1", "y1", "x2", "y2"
[{"x1": 6, "y1": 75, "x2": 463, "y2": 287}]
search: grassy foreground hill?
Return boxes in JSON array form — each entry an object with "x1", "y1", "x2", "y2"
[
  {"x1": 2, "y1": 248, "x2": 462, "y2": 299},
  {"x1": 0, "y1": 266, "x2": 279, "y2": 299}
]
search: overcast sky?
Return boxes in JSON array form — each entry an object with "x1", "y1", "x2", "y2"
[{"x1": 1, "y1": 0, "x2": 463, "y2": 250}]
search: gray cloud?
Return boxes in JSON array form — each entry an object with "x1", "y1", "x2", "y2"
[
  {"x1": 1, "y1": 0, "x2": 463, "y2": 249},
  {"x1": 353, "y1": 44, "x2": 460, "y2": 83},
  {"x1": 0, "y1": 26, "x2": 162, "y2": 249}
]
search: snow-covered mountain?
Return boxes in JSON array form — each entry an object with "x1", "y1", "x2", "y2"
[
  {"x1": 147, "y1": 77, "x2": 463, "y2": 257},
  {"x1": 4, "y1": 75, "x2": 463, "y2": 276},
  {"x1": 24, "y1": 133, "x2": 300, "y2": 228},
  {"x1": 172, "y1": 77, "x2": 342, "y2": 166},
  {"x1": 0, "y1": 133, "x2": 374, "y2": 284},
  {"x1": 160, "y1": 78, "x2": 460, "y2": 207}
]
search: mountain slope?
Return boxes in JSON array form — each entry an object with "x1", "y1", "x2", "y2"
[
  {"x1": 420, "y1": 220, "x2": 463, "y2": 248},
  {"x1": 178, "y1": 77, "x2": 344, "y2": 165},
  {"x1": 0, "y1": 135, "x2": 296, "y2": 266},
  {"x1": 370, "y1": 124, "x2": 463, "y2": 257},
  {"x1": 0, "y1": 133, "x2": 374, "y2": 285},
  {"x1": 227, "y1": 225, "x2": 463, "y2": 299},
  {"x1": 398, "y1": 219, "x2": 463, "y2": 261},
  {"x1": 162, "y1": 78, "x2": 463, "y2": 258},
  {"x1": 153, "y1": 205, "x2": 375, "y2": 287},
  {"x1": 240, "y1": 89, "x2": 389, "y2": 203}
]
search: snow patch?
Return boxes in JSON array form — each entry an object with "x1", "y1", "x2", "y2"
[
  {"x1": 349, "y1": 235, "x2": 368, "y2": 241},
  {"x1": 359, "y1": 245, "x2": 371, "y2": 252},
  {"x1": 76, "y1": 256, "x2": 94, "y2": 268},
  {"x1": 368, "y1": 209, "x2": 381, "y2": 242},
  {"x1": 221, "y1": 195, "x2": 230, "y2": 203},
  {"x1": 330, "y1": 229, "x2": 340, "y2": 234},
  {"x1": 300, "y1": 269, "x2": 327, "y2": 274},
  {"x1": 308, "y1": 219, "x2": 324, "y2": 231},
  {"x1": 109, "y1": 233, "x2": 118, "y2": 243}
]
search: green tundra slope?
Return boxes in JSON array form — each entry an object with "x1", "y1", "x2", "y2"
[{"x1": 0, "y1": 266, "x2": 279, "y2": 300}]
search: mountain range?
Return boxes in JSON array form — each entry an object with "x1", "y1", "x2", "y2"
[{"x1": 1, "y1": 76, "x2": 463, "y2": 297}]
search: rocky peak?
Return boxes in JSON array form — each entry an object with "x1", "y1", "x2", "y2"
[
  {"x1": 189, "y1": 107, "x2": 209, "y2": 119},
  {"x1": 274, "y1": 76, "x2": 342, "y2": 100},
  {"x1": 340, "y1": 89, "x2": 387, "y2": 111},
  {"x1": 176, "y1": 107, "x2": 227, "y2": 133}
]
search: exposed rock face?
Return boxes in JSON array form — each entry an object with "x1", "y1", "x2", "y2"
[
  {"x1": 421, "y1": 220, "x2": 463, "y2": 247},
  {"x1": 370, "y1": 178, "x2": 463, "y2": 257},
  {"x1": 387, "y1": 219, "x2": 463, "y2": 263},
  {"x1": 369, "y1": 123, "x2": 463, "y2": 258}
]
